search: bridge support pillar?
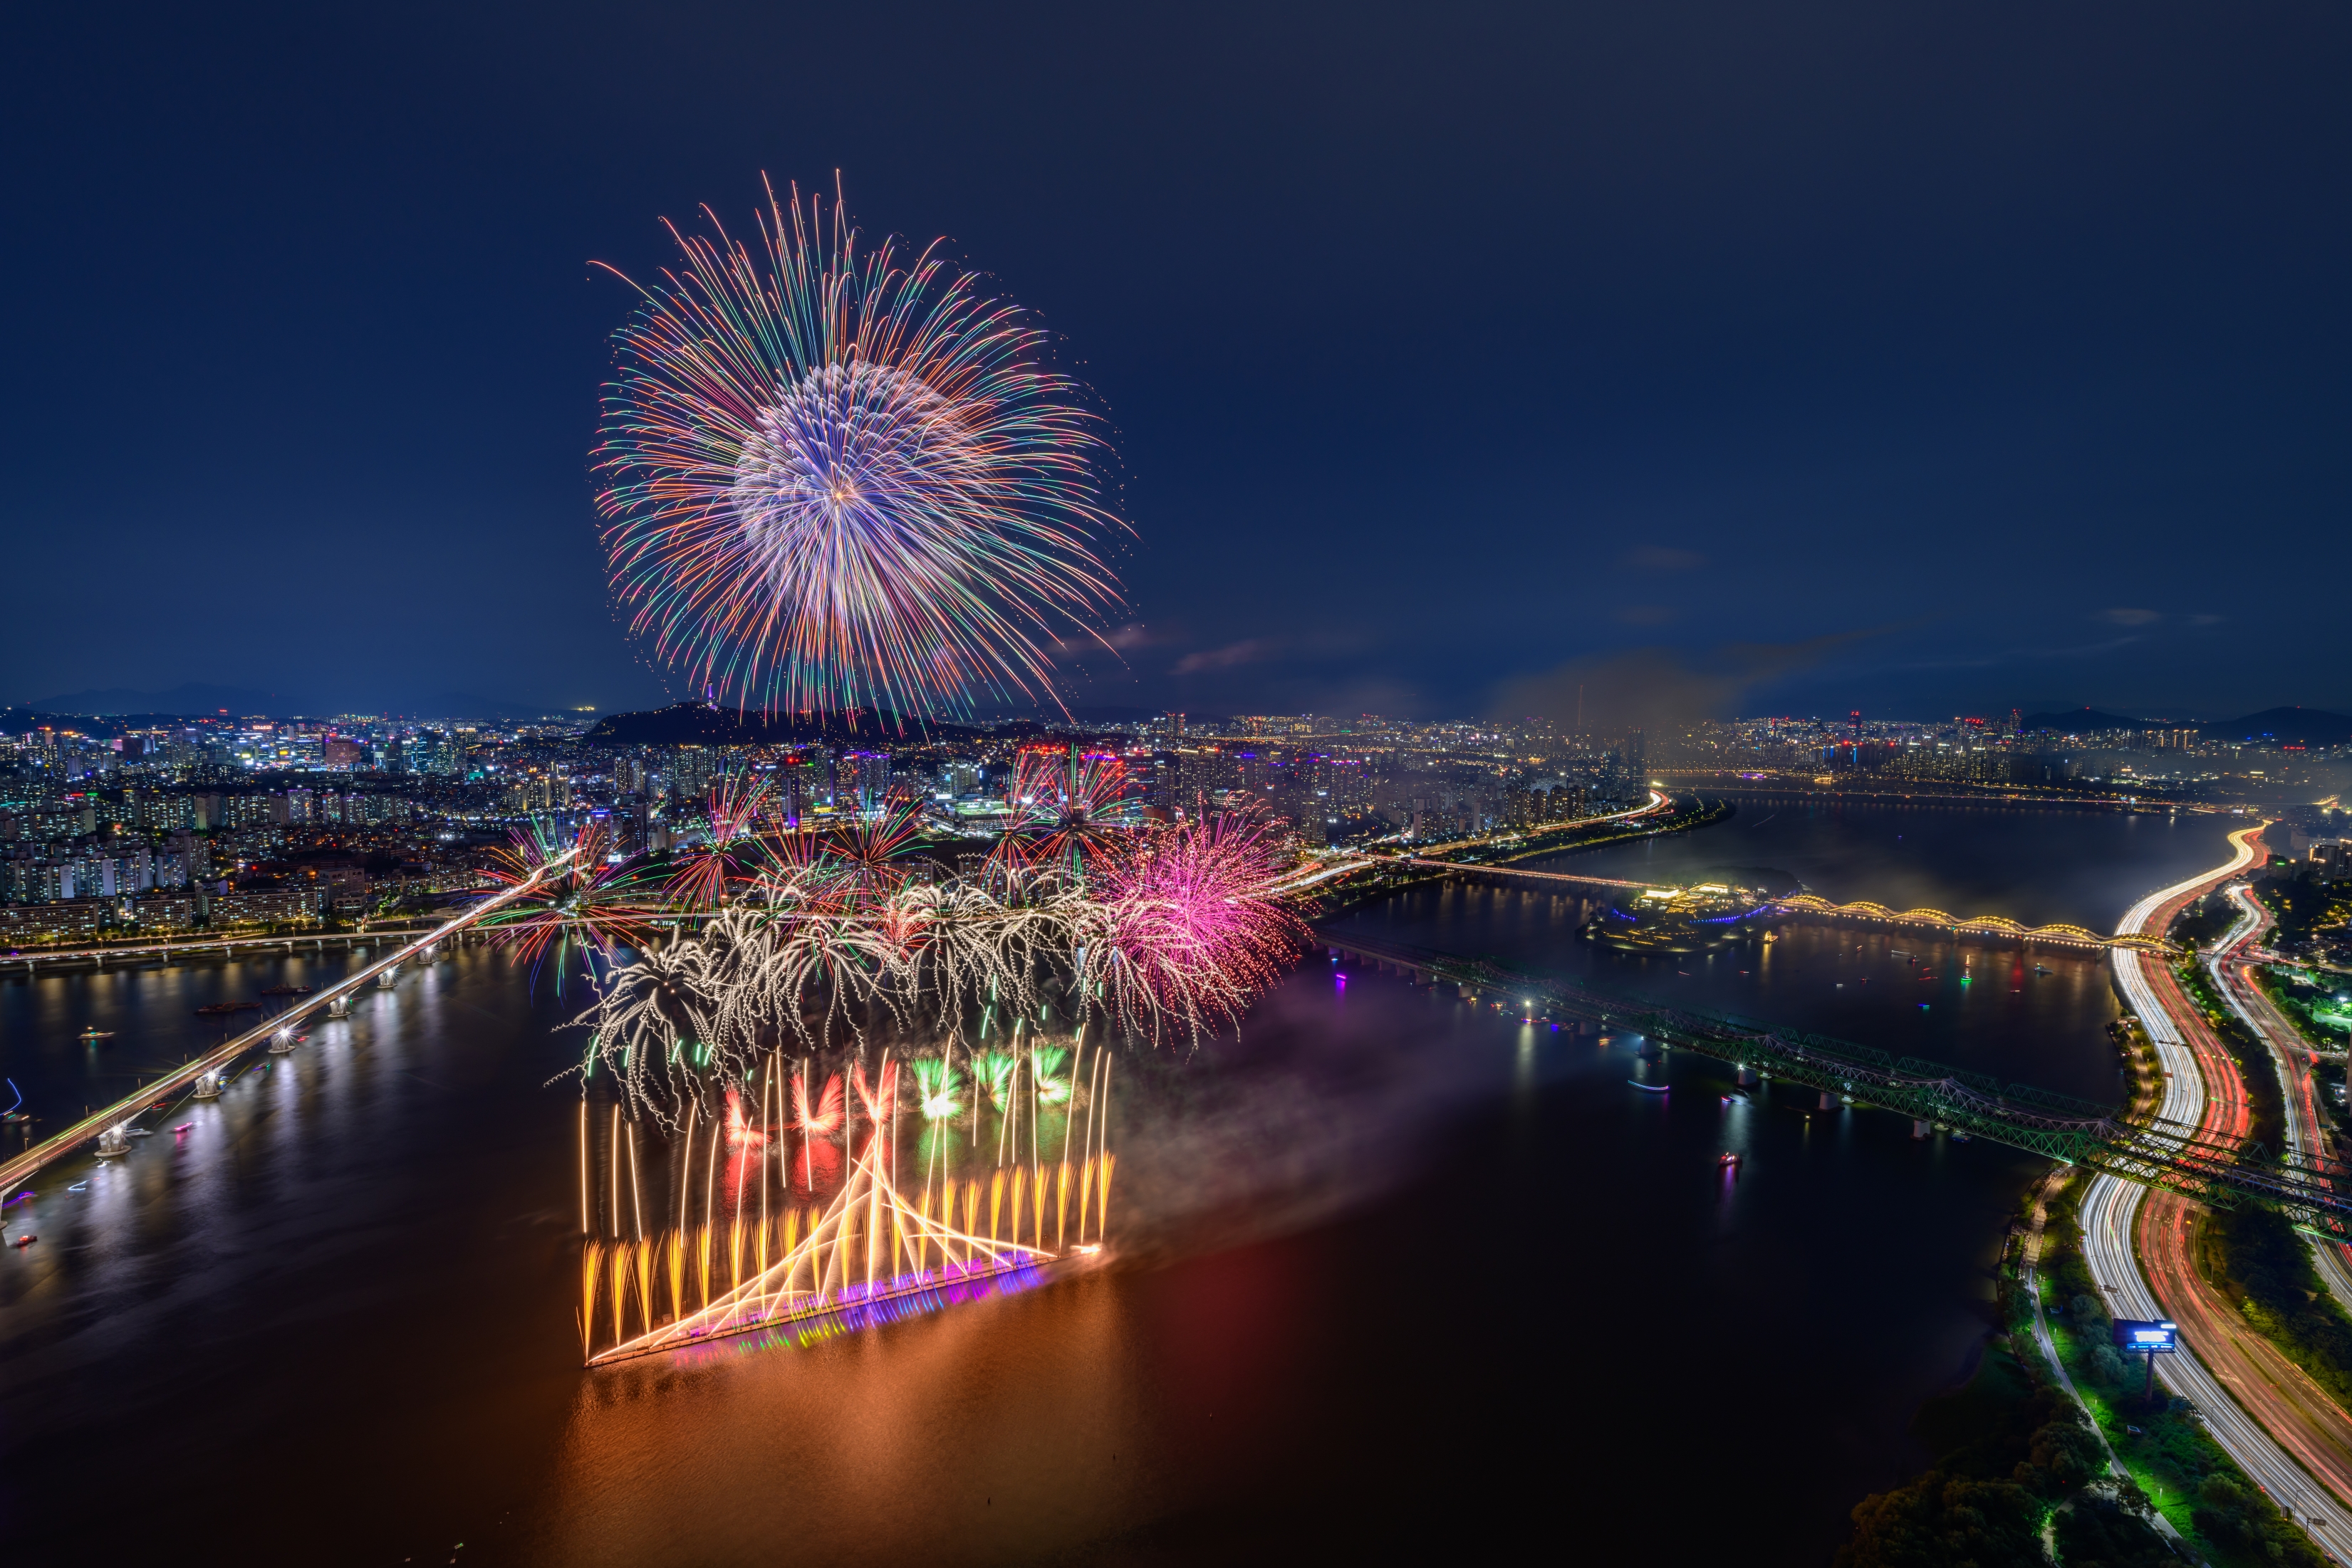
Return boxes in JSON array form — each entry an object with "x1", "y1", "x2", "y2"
[
  {"x1": 1913, "y1": 1120, "x2": 1931, "y2": 1139},
  {"x1": 328, "y1": 995, "x2": 350, "y2": 1018},
  {"x1": 1737, "y1": 1067, "x2": 1758, "y2": 1086},
  {"x1": 1818, "y1": 1090, "x2": 1838, "y2": 1111},
  {"x1": 378, "y1": 968, "x2": 397, "y2": 989}
]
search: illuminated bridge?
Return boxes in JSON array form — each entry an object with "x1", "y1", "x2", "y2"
[
  {"x1": 0, "y1": 847, "x2": 579, "y2": 1195},
  {"x1": 1767, "y1": 893, "x2": 2178, "y2": 953},
  {"x1": 1321, "y1": 931, "x2": 2348, "y2": 1226}
]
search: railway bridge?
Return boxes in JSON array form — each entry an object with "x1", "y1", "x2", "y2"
[{"x1": 1321, "y1": 930, "x2": 2345, "y2": 1227}]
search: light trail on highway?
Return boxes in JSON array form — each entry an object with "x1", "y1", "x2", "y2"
[
  {"x1": 2211, "y1": 883, "x2": 2352, "y2": 1307},
  {"x1": 2074, "y1": 825, "x2": 2352, "y2": 1556},
  {"x1": 1267, "y1": 790, "x2": 1674, "y2": 897}
]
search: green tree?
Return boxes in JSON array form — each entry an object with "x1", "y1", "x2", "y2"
[
  {"x1": 1837, "y1": 1473, "x2": 2045, "y2": 1568},
  {"x1": 2051, "y1": 1493, "x2": 2172, "y2": 1568}
]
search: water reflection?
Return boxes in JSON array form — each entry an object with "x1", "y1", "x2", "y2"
[{"x1": 0, "y1": 802, "x2": 2237, "y2": 1564}]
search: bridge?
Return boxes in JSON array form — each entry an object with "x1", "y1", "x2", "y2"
[
  {"x1": 1269, "y1": 790, "x2": 1683, "y2": 897},
  {"x1": 0, "y1": 847, "x2": 578, "y2": 1196},
  {"x1": 4, "y1": 917, "x2": 474, "y2": 975},
  {"x1": 1279, "y1": 792, "x2": 2174, "y2": 956},
  {"x1": 1321, "y1": 930, "x2": 2350, "y2": 1225},
  {"x1": 1766, "y1": 893, "x2": 2177, "y2": 953}
]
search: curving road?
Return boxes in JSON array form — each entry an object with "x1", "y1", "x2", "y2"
[
  {"x1": 2207, "y1": 884, "x2": 2352, "y2": 1309},
  {"x1": 2077, "y1": 826, "x2": 2352, "y2": 1554}
]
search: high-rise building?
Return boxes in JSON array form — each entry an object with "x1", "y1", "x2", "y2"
[{"x1": 843, "y1": 751, "x2": 890, "y2": 812}]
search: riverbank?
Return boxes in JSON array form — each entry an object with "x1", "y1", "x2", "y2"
[{"x1": 1306, "y1": 793, "x2": 1734, "y2": 920}]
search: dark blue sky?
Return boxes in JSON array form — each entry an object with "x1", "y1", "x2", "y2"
[{"x1": 5, "y1": 3, "x2": 2346, "y2": 724}]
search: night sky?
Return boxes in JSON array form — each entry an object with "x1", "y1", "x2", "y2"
[{"x1": 6, "y1": 4, "x2": 2346, "y2": 725}]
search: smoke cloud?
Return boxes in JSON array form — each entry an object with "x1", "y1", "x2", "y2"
[{"x1": 1489, "y1": 628, "x2": 1890, "y2": 732}]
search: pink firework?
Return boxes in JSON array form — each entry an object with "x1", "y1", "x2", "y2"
[{"x1": 1093, "y1": 808, "x2": 1306, "y2": 1037}]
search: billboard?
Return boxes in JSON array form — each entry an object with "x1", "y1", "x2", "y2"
[{"x1": 2111, "y1": 1319, "x2": 2178, "y2": 1354}]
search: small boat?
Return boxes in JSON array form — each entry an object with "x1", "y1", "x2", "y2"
[
  {"x1": 194, "y1": 1002, "x2": 259, "y2": 1017},
  {"x1": 1721, "y1": 1091, "x2": 1750, "y2": 1105},
  {"x1": 79, "y1": 1028, "x2": 115, "y2": 1043},
  {"x1": 172, "y1": 1122, "x2": 192, "y2": 1134},
  {"x1": 125, "y1": 1128, "x2": 153, "y2": 1139},
  {"x1": 1630, "y1": 1080, "x2": 1670, "y2": 1092},
  {"x1": 260, "y1": 985, "x2": 313, "y2": 996},
  {"x1": 9, "y1": 1234, "x2": 34, "y2": 1249},
  {"x1": 67, "y1": 1181, "x2": 88, "y2": 1192},
  {"x1": 1719, "y1": 1151, "x2": 1742, "y2": 1166}
]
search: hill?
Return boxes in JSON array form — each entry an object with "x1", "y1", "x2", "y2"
[
  {"x1": 2016, "y1": 706, "x2": 2352, "y2": 744},
  {"x1": 2198, "y1": 708, "x2": 2352, "y2": 745}
]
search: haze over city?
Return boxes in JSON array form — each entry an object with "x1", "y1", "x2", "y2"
[{"x1": 6, "y1": 7, "x2": 2351, "y2": 1567}]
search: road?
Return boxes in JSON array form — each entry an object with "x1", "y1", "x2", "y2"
[
  {"x1": 2078, "y1": 826, "x2": 2352, "y2": 1554},
  {"x1": 2208, "y1": 883, "x2": 2352, "y2": 1307},
  {"x1": 3, "y1": 917, "x2": 454, "y2": 970},
  {"x1": 1270, "y1": 790, "x2": 1673, "y2": 895}
]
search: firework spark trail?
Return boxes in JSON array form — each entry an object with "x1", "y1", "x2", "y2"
[
  {"x1": 593, "y1": 176, "x2": 1126, "y2": 718},
  {"x1": 666, "y1": 768, "x2": 774, "y2": 909},
  {"x1": 572, "y1": 809, "x2": 1302, "y2": 1125},
  {"x1": 480, "y1": 819, "x2": 660, "y2": 991},
  {"x1": 992, "y1": 746, "x2": 1131, "y2": 873}
]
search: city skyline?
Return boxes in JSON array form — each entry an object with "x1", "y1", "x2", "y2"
[{"x1": 6, "y1": 6, "x2": 2348, "y2": 723}]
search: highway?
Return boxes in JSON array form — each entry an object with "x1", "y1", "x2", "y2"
[
  {"x1": 2077, "y1": 826, "x2": 2352, "y2": 1555},
  {"x1": 0, "y1": 847, "x2": 576, "y2": 1196},
  {"x1": 2209, "y1": 883, "x2": 2352, "y2": 1307}
]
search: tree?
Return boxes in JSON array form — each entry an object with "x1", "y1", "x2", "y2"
[
  {"x1": 1837, "y1": 1473, "x2": 2045, "y2": 1567},
  {"x1": 2051, "y1": 1493, "x2": 2172, "y2": 1568}
]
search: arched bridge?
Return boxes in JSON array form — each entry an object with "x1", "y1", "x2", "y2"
[{"x1": 1769, "y1": 894, "x2": 2178, "y2": 953}]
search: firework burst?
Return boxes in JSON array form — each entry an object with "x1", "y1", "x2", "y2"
[
  {"x1": 573, "y1": 808, "x2": 1304, "y2": 1123},
  {"x1": 992, "y1": 744, "x2": 1130, "y2": 874},
  {"x1": 479, "y1": 820, "x2": 661, "y2": 990},
  {"x1": 665, "y1": 768, "x2": 776, "y2": 909},
  {"x1": 593, "y1": 177, "x2": 1125, "y2": 718}
]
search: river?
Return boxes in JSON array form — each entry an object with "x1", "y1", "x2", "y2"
[{"x1": 0, "y1": 797, "x2": 2236, "y2": 1563}]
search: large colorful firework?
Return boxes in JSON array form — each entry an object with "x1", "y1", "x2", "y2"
[{"x1": 593, "y1": 177, "x2": 1126, "y2": 718}]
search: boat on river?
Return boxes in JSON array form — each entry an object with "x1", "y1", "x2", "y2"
[{"x1": 194, "y1": 1002, "x2": 259, "y2": 1017}]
